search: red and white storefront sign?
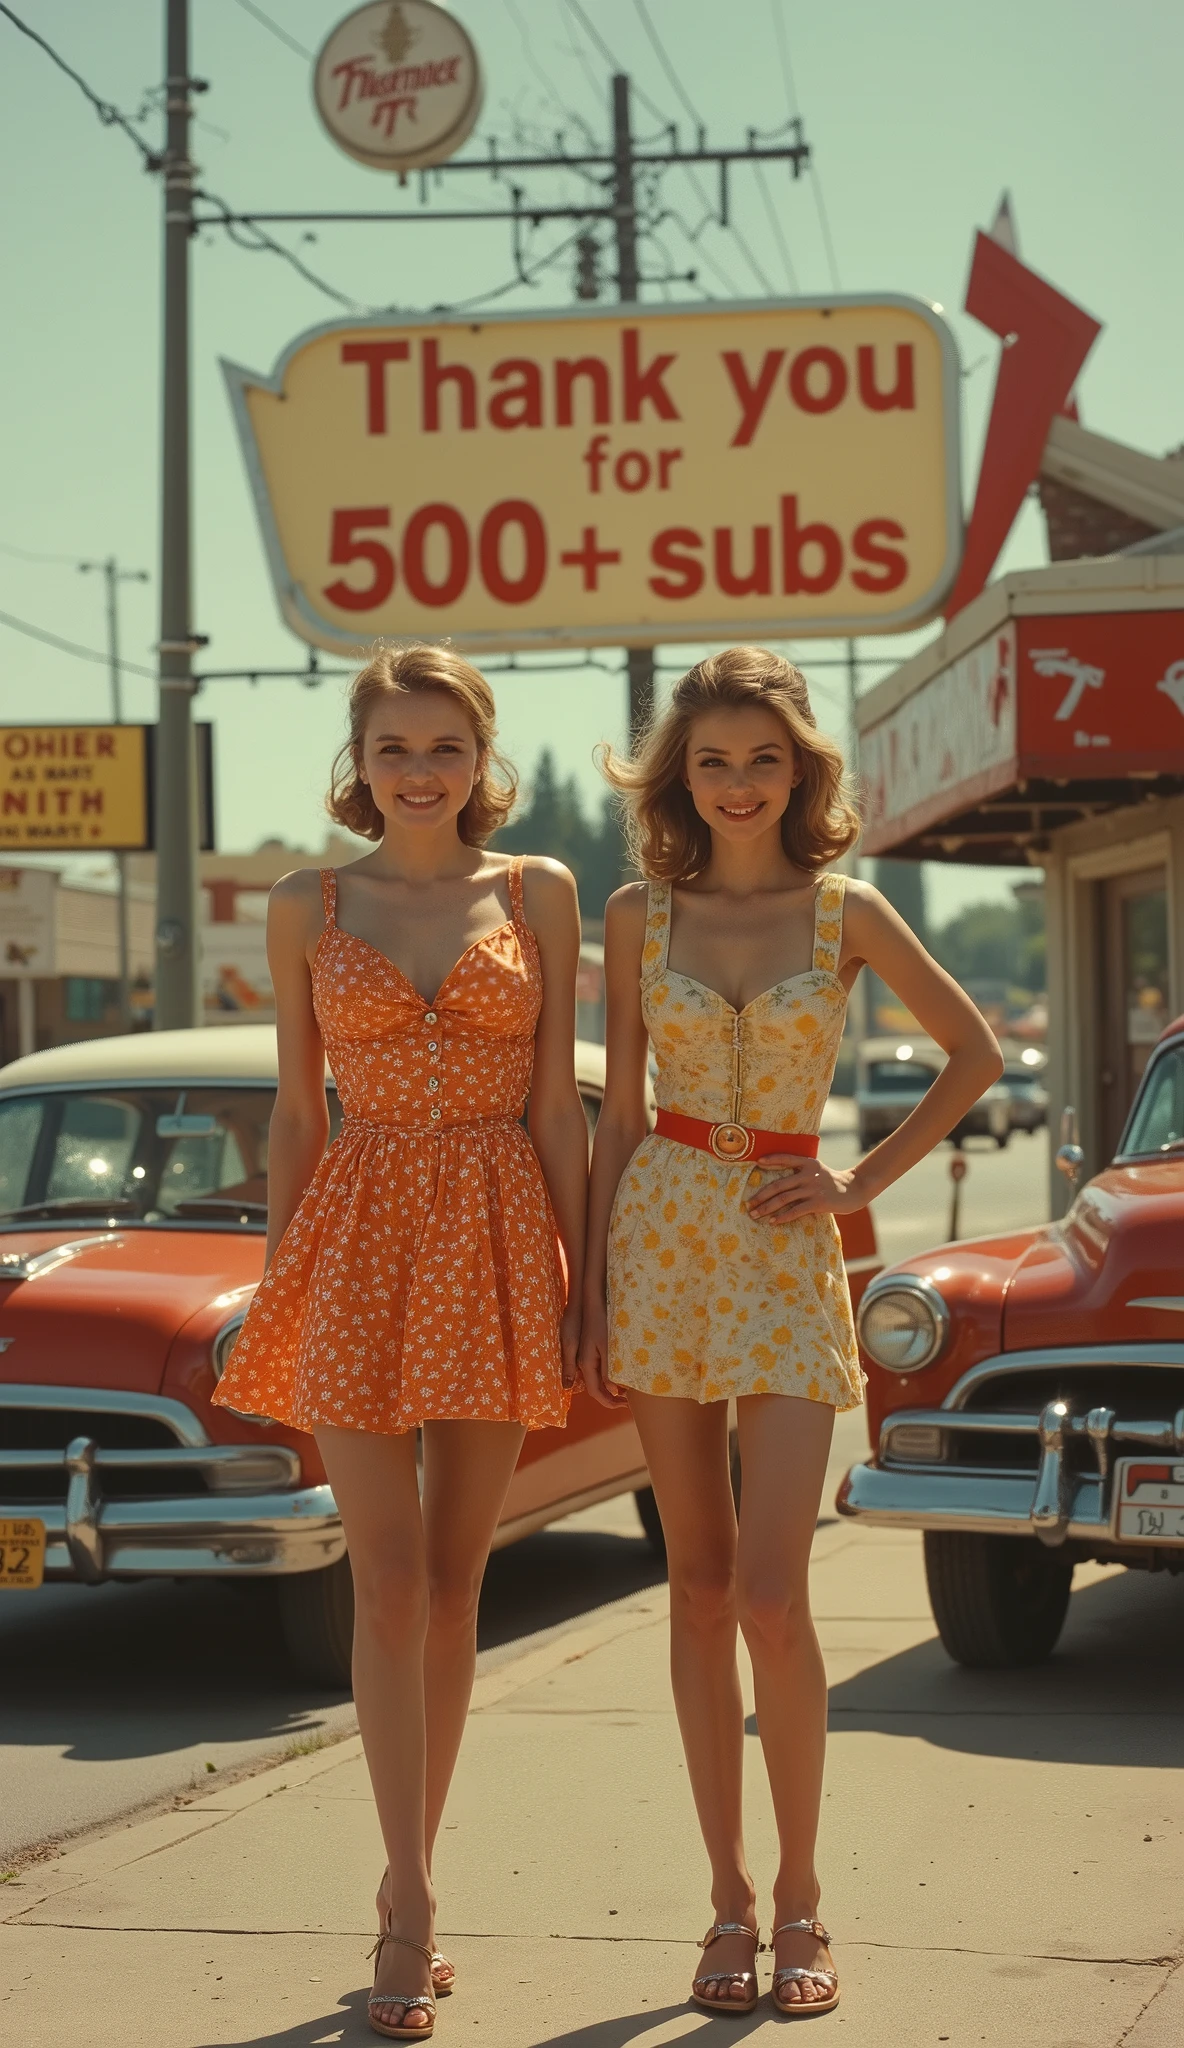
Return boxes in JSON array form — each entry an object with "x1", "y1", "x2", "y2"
[{"x1": 860, "y1": 600, "x2": 1184, "y2": 855}]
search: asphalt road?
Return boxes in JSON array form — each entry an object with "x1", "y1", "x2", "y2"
[
  {"x1": 823, "y1": 1110, "x2": 1051, "y2": 1266},
  {"x1": 0, "y1": 1123, "x2": 1051, "y2": 1872}
]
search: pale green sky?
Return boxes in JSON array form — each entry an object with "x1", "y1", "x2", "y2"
[{"x1": 1, "y1": 0, "x2": 1180, "y2": 925}]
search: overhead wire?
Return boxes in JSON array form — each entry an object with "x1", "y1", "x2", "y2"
[
  {"x1": 766, "y1": 0, "x2": 840, "y2": 288},
  {"x1": 753, "y1": 159, "x2": 799, "y2": 293},
  {"x1": 559, "y1": 0, "x2": 668, "y2": 124},
  {"x1": 0, "y1": 537, "x2": 90, "y2": 568},
  {"x1": 630, "y1": 0, "x2": 701, "y2": 128},
  {"x1": 0, "y1": 606, "x2": 156, "y2": 678},
  {"x1": 0, "y1": 1, "x2": 155, "y2": 163},
  {"x1": 230, "y1": 0, "x2": 314, "y2": 63}
]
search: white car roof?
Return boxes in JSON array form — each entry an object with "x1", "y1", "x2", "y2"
[{"x1": 0, "y1": 1026, "x2": 606, "y2": 1093}]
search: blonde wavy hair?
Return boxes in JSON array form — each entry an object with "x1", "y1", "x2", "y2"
[
  {"x1": 601, "y1": 647, "x2": 861, "y2": 881},
  {"x1": 326, "y1": 642, "x2": 517, "y2": 844}
]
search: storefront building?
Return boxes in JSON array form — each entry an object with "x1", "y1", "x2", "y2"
[{"x1": 857, "y1": 550, "x2": 1184, "y2": 1211}]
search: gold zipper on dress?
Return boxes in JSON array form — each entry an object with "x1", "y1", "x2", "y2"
[{"x1": 731, "y1": 1013, "x2": 742, "y2": 1123}]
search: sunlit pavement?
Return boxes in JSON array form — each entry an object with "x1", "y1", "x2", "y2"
[{"x1": 3, "y1": 1400, "x2": 1182, "y2": 2046}]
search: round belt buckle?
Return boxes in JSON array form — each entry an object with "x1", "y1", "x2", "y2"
[{"x1": 709, "y1": 1122, "x2": 754, "y2": 1160}]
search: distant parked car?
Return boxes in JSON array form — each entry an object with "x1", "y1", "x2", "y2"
[
  {"x1": 999, "y1": 1054, "x2": 1049, "y2": 1132},
  {"x1": 855, "y1": 1036, "x2": 1011, "y2": 1151}
]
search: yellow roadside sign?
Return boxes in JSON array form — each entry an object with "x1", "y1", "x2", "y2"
[
  {"x1": 224, "y1": 297, "x2": 962, "y2": 654},
  {"x1": 0, "y1": 725, "x2": 150, "y2": 850}
]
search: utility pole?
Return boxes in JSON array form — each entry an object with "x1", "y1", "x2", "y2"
[
  {"x1": 845, "y1": 636, "x2": 871, "y2": 1045},
  {"x1": 79, "y1": 556, "x2": 149, "y2": 1028},
  {"x1": 611, "y1": 74, "x2": 655, "y2": 749},
  {"x1": 154, "y1": 0, "x2": 201, "y2": 1029}
]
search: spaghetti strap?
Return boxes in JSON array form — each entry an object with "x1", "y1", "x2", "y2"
[
  {"x1": 319, "y1": 868, "x2": 337, "y2": 924},
  {"x1": 507, "y1": 855, "x2": 526, "y2": 925},
  {"x1": 641, "y1": 881, "x2": 672, "y2": 981},
  {"x1": 812, "y1": 871, "x2": 846, "y2": 975}
]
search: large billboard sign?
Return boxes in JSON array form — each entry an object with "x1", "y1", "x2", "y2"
[{"x1": 225, "y1": 298, "x2": 962, "y2": 654}]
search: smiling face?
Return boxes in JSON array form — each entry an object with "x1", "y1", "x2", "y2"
[
  {"x1": 684, "y1": 704, "x2": 800, "y2": 848},
  {"x1": 357, "y1": 687, "x2": 480, "y2": 836}
]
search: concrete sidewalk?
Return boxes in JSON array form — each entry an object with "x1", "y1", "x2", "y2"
[{"x1": 3, "y1": 1425, "x2": 1184, "y2": 2047}]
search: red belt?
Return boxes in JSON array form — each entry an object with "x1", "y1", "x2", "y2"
[{"x1": 654, "y1": 1107, "x2": 819, "y2": 1163}]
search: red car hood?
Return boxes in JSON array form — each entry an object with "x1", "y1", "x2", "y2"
[
  {"x1": 1004, "y1": 1162, "x2": 1184, "y2": 1351},
  {"x1": 0, "y1": 1227, "x2": 263, "y2": 1394}
]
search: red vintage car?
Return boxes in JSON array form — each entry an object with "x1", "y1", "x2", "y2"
[
  {"x1": 0, "y1": 1024, "x2": 880, "y2": 1685},
  {"x1": 839, "y1": 1012, "x2": 1184, "y2": 1667}
]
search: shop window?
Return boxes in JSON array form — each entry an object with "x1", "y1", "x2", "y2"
[{"x1": 65, "y1": 978, "x2": 117, "y2": 1022}]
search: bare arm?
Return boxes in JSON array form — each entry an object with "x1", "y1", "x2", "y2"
[
  {"x1": 264, "y1": 871, "x2": 331, "y2": 1265},
  {"x1": 577, "y1": 884, "x2": 649, "y2": 1404},
  {"x1": 748, "y1": 879, "x2": 1004, "y2": 1223},
  {"x1": 522, "y1": 858, "x2": 588, "y2": 1383}
]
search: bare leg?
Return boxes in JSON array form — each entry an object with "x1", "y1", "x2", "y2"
[
  {"x1": 314, "y1": 1425, "x2": 434, "y2": 2033},
  {"x1": 627, "y1": 1392, "x2": 757, "y2": 2006},
  {"x1": 370, "y1": 1419, "x2": 526, "y2": 1998},
  {"x1": 735, "y1": 1392, "x2": 836, "y2": 2006},
  {"x1": 422, "y1": 1420, "x2": 526, "y2": 1857}
]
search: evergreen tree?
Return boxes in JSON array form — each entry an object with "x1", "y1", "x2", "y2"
[{"x1": 494, "y1": 750, "x2": 630, "y2": 922}]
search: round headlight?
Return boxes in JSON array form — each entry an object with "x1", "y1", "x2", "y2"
[
  {"x1": 857, "y1": 1277, "x2": 949, "y2": 1372},
  {"x1": 212, "y1": 1310, "x2": 247, "y2": 1381}
]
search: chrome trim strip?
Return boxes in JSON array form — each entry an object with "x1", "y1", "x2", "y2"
[
  {"x1": 0, "y1": 1441, "x2": 299, "y2": 1492},
  {"x1": 838, "y1": 1461, "x2": 1126, "y2": 1543},
  {"x1": 0, "y1": 1483, "x2": 345, "y2": 1579},
  {"x1": 1127, "y1": 1297, "x2": 1184, "y2": 1313},
  {"x1": 942, "y1": 1344, "x2": 1184, "y2": 1412},
  {"x1": 0, "y1": 1234, "x2": 124, "y2": 1283},
  {"x1": 0, "y1": 1384, "x2": 212, "y2": 1448},
  {"x1": 1031, "y1": 1400, "x2": 1071, "y2": 1546}
]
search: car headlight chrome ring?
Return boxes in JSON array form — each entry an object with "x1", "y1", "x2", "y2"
[
  {"x1": 857, "y1": 1273, "x2": 949, "y2": 1373},
  {"x1": 212, "y1": 1309, "x2": 248, "y2": 1381}
]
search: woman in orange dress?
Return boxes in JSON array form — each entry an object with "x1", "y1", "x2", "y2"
[
  {"x1": 214, "y1": 644, "x2": 587, "y2": 2039},
  {"x1": 579, "y1": 650, "x2": 1001, "y2": 2019}
]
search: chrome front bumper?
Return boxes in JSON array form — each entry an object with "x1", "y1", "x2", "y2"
[
  {"x1": 0, "y1": 1383, "x2": 346, "y2": 1582},
  {"x1": 837, "y1": 1343, "x2": 1184, "y2": 1551}
]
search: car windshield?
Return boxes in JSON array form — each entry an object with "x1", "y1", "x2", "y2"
[
  {"x1": 1121, "y1": 1042, "x2": 1184, "y2": 1157},
  {"x1": 0, "y1": 1086, "x2": 334, "y2": 1227},
  {"x1": 865, "y1": 1061, "x2": 936, "y2": 1094}
]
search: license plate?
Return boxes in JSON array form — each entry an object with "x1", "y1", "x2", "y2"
[
  {"x1": 1114, "y1": 1460, "x2": 1184, "y2": 1544},
  {"x1": 0, "y1": 1517, "x2": 46, "y2": 1589}
]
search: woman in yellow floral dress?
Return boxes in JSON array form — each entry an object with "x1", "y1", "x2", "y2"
[{"x1": 579, "y1": 648, "x2": 1001, "y2": 2019}]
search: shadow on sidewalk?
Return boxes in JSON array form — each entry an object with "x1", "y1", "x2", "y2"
[
  {"x1": 816, "y1": 1562, "x2": 1184, "y2": 1766},
  {"x1": 195, "y1": 1993, "x2": 721, "y2": 2048}
]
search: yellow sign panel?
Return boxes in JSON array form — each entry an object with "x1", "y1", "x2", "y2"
[
  {"x1": 0, "y1": 725, "x2": 149, "y2": 850},
  {"x1": 225, "y1": 298, "x2": 962, "y2": 653}
]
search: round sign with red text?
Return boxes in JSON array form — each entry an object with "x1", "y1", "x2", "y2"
[{"x1": 313, "y1": 2, "x2": 483, "y2": 173}]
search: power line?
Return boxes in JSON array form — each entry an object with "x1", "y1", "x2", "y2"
[
  {"x1": 559, "y1": 0, "x2": 669, "y2": 125},
  {"x1": 766, "y1": 0, "x2": 801, "y2": 116},
  {"x1": 810, "y1": 166, "x2": 842, "y2": 291},
  {"x1": 0, "y1": 537, "x2": 88, "y2": 568},
  {"x1": 502, "y1": 0, "x2": 578, "y2": 127},
  {"x1": 0, "y1": 1, "x2": 155, "y2": 163},
  {"x1": 766, "y1": 0, "x2": 840, "y2": 289},
  {"x1": 754, "y1": 158, "x2": 799, "y2": 293},
  {"x1": 230, "y1": 0, "x2": 313, "y2": 62},
  {"x1": 630, "y1": 0, "x2": 701, "y2": 129},
  {"x1": 0, "y1": 605, "x2": 156, "y2": 678}
]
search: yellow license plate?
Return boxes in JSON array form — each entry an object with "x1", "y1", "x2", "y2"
[{"x1": 0, "y1": 1517, "x2": 46, "y2": 1589}]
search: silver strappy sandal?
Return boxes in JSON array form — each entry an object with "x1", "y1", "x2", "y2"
[
  {"x1": 366, "y1": 1921, "x2": 437, "y2": 2040},
  {"x1": 770, "y1": 1917, "x2": 840, "y2": 2017},
  {"x1": 691, "y1": 1920, "x2": 762, "y2": 2015}
]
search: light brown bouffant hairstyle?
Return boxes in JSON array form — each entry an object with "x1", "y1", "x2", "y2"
[
  {"x1": 326, "y1": 642, "x2": 517, "y2": 845},
  {"x1": 601, "y1": 647, "x2": 861, "y2": 881}
]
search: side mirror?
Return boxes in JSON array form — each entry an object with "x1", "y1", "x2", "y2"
[{"x1": 1056, "y1": 1104, "x2": 1085, "y2": 1186}]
